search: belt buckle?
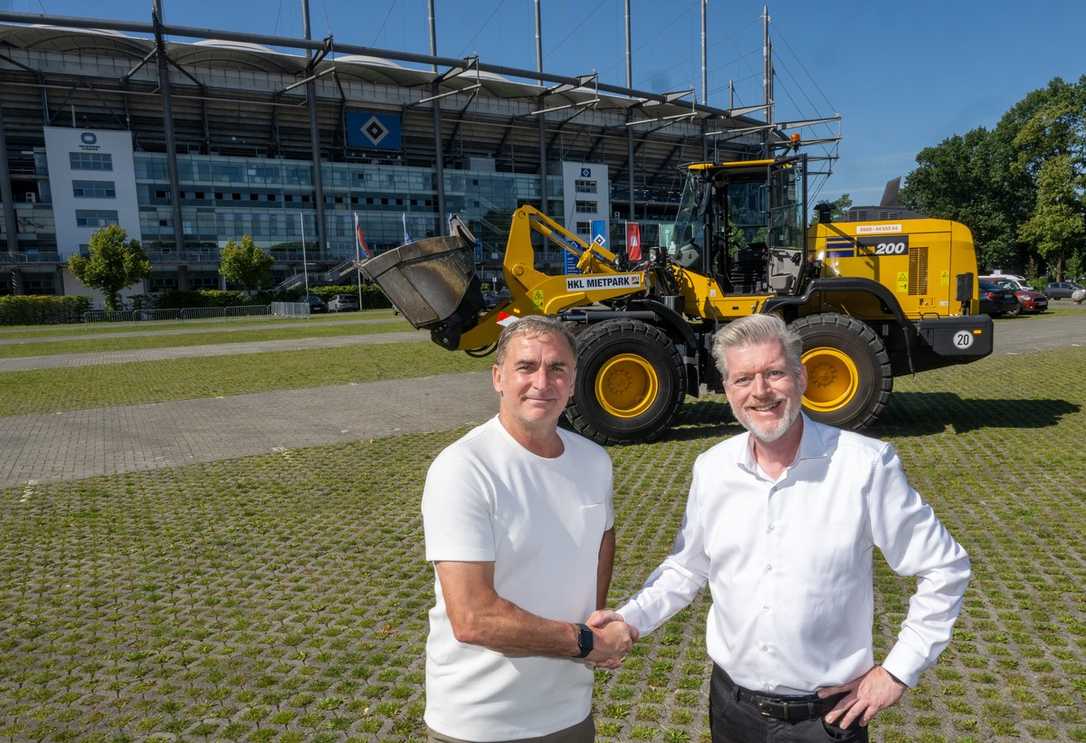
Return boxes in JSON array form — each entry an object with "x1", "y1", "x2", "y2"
[{"x1": 756, "y1": 699, "x2": 777, "y2": 719}]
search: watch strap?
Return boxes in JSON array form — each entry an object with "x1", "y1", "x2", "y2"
[{"x1": 574, "y1": 623, "x2": 593, "y2": 658}]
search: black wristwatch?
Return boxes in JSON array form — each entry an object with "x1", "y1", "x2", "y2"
[{"x1": 574, "y1": 623, "x2": 594, "y2": 658}]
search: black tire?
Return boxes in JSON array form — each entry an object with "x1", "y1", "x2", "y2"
[
  {"x1": 1005, "y1": 303, "x2": 1021, "y2": 317},
  {"x1": 565, "y1": 319, "x2": 686, "y2": 445},
  {"x1": 789, "y1": 313, "x2": 892, "y2": 430}
]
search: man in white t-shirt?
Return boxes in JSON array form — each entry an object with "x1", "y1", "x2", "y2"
[{"x1": 422, "y1": 316, "x2": 636, "y2": 743}]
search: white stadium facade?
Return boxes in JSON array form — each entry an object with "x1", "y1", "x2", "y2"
[{"x1": 0, "y1": 9, "x2": 769, "y2": 300}]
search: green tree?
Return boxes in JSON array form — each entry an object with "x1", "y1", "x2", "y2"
[
  {"x1": 1018, "y1": 155, "x2": 1085, "y2": 280},
  {"x1": 902, "y1": 75, "x2": 1086, "y2": 274},
  {"x1": 901, "y1": 127, "x2": 1026, "y2": 270},
  {"x1": 219, "y1": 235, "x2": 274, "y2": 293},
  {"x1": 828, "y1": 193, "x2": 852, "y2": 221},
  {"x1": 67, "y1": 224, "x2": 151, "y2": 311}
]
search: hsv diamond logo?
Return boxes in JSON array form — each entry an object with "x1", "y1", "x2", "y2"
[
  {"x1": 580, "y1": 167, "x2": 592, "y2": 178},
  {"x1": 361, "y1": 116, "x2": 390, "y2": 147}
]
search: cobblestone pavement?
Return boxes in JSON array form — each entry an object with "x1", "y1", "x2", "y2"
[
  {"x1": 0, "y1": 370, "x2": 495, "y2": 488},
  {"x1": 1, "y1": 311, "x2": 1082, "y2": 487},
  {"x1": 0, "y1": 330, "x2": 425, "y2": 371},
  {"x1": 0, "y1": 316, "x2": 398, "y2": 346}
]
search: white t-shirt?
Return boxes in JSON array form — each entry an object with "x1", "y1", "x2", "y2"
[{"x1": 422, "y1": 416, "x2": 614, "y2": 741}]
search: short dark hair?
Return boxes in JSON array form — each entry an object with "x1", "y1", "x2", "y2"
[{"x1": 494, "y1": 316, "x2": 577, "y2": 368}]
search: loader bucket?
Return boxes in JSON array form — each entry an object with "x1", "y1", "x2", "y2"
[{"x1": 360, "y1": 234, "x2": 485, "y2": 350}]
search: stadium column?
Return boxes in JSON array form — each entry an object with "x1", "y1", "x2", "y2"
[
  {"x1": 429, "y1": 0, "x2": 446, "y2": 228},
  {"x1": 0, "y1": 104, "x2": 19, "y2": 256},
  {"x1": 624, "y1": 0, "x2": 634, "y2": 223},
  {"x1": 152, "y1": 0, "x2": 186, "y2": 258},
  {"x1": 302, "y1": 0, "x2": 328, "y2": 256},
  {"x1": 535, "y1": 0, "x2": 547, "y2": 216}
]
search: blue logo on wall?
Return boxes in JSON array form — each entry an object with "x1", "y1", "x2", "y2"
[
  {"x1": 80, "y1": 132, "x2": 97, "y2": 145},
  {"x1": 580, "y1": 167, "x2": 592, "y2": 178},
  {"x1": 346, "y1": 110, "x2": 402, "y2": 151}
]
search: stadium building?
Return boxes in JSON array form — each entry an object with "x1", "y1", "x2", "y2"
[{"x1": 0, "y1": 11, "x2": 769, "y2": 303}]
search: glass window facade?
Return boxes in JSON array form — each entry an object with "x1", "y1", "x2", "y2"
[
  {"x1": 130, "y1": 153, "x2": 566, "y2": 263},
  {"x1": 69, "y1": 152, "x2": 113, "y2": 171},
  {"x1": 72, "y1": 180, "x2": 116, "y2": 199},
  {"x1": 75, "y1": 209, "x2": 119, "y2": 228}
]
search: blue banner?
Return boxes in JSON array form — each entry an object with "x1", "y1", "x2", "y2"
[
  {"x1": 346, "y1": 110, "x2": 402, "y2": 151},
  {"x1": 591, "y1": 220, "x2": 607, "y2": 249},
  {"x1": 564, "y1": 245, "x2": 580, "y2": 275}
]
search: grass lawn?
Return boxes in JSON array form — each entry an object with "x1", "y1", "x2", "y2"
[
  {"x1": 0, "y1": 341, "x2": 490, "y2": 417},
  {"x1": 0, "y1": 309, "x2": 400, "y2": 339},
  {"x1": 0, "y1": 320, "x2": 413, "y2": 359},
  {"x1": 0, "y1": 348, "x2": 1083, "y2": 742}
]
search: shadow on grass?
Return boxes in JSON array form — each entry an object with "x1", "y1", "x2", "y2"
[
  {"x1": 656, "y1": 393, "x2": 1079, "y2": 445},
  {"x1": 872, "y1": 392, "x2": 1080, "y2": 437}
]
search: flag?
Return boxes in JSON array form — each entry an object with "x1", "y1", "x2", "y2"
[
  {"x1": 354, "y1": 212, "x2": 372, "y2": 259},
  {"x1": 626, "y1": 222, "x2": 642, "y2": 262},
  {"x1": 402, "y1": 213, "x2": 412, "y2": 244}
]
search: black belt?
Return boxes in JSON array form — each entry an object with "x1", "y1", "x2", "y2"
[{"x1": 715, "y1": 666, "x2": 841, "y2": 724}]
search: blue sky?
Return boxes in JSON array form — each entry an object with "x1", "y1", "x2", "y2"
[{"x1": 10, "y1": 0, "x2": 1085, "y2": 207}]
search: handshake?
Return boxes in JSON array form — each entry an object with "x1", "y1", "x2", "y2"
[{"x1": 581, "y1": 609, "x2": 639, "y2": 670}]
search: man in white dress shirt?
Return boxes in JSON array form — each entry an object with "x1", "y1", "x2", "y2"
[{"x1": 595, "y1": 314, "x2": 970, "y2": 742}]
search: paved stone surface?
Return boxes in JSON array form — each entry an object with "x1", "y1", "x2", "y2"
[
  {"x1": 0, "y1": 309, "x2": 1081, "y2": 487},
  {"x1": 0, "y1": 371, "x2": 496, "y2": 488},
  {"x1": 0, "y1": 316, "x2": 399, "y2": 346},
  {"x1": 0, "y1": 330, "x2": 425, "y2": 371},
  {"x1": 993, "y1": 304, "x2": 1086, "y2": 353}
]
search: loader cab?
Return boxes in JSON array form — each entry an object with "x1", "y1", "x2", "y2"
[{"x1": 670, "y1": 155, "x2": 808, "y2": 296}]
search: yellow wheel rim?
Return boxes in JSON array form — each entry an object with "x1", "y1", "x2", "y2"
[
  {"x1": 801, "y1": 347, "x2": 859, "y2": 413},
  {"x1": 595, "y1": 354, "x2": 659, "y2": 418}
]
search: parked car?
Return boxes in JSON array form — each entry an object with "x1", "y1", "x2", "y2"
[
  {"x1": 303, "y1": 294, "x2": 327, "y2": 313},
  {"x1": 327, "y1": 293, "x2": 360, "y2": 312},
  {"x1": 1045, "y1": 281, "x2": 1084, "y2": 300},
  {"x1": 987, "y1": 272, "x2": 1028, "y2": 285},
  {"x1": 978, "y1": 279, "x2": 1020, "y2": 317},
  {"x1": 981, "y1": 276, "x2": 1048, "y2": 314}
]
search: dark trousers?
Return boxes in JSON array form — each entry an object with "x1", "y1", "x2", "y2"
[
  {"x1": 427, "y1": 715, "x2": 594, "y2": 743},
  {"x1": 709, "y1": 665, "x2": 869, "y2": 743}
]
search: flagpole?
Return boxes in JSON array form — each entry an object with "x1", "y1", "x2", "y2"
[
  {"x1": 354, "y1": 212, "x2": 363, "y2": 310},
  {"x1": 299, "y1": 212, "x2": 310, "y2": 302}
]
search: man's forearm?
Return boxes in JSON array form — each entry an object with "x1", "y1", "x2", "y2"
[{"x1": 453, "y1": 594, "x2": 581, "y2": 657}]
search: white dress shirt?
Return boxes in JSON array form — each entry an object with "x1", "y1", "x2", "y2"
[{"x1": 618, "y1": 416, "x2": 970, "y2": 695}]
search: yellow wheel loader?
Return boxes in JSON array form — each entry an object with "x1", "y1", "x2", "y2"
[{"x1": 362, "y1": 155, "x2": 993, "y2": 445}]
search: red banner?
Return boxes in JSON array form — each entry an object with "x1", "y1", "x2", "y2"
[{"x1": 626, "y1": 222, "x2": 642, "y2": 262}]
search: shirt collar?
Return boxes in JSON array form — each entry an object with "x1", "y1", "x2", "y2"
[{"x1": 737, "y1": 413, "x2": 829, "y2": 476}]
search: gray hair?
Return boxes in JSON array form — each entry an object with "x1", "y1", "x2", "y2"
[
  {"x1": 712, "y1": 314, "x2": 803, "y2": 381},
  {"x1": 494, "y1": 315, "x2": 578, "y2": 368}
]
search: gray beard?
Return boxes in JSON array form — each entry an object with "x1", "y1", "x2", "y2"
[{"x1": 731, "y1": 397, "x2": 802, "y2": 443}]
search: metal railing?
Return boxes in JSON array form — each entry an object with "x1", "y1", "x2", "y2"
[
  {"x1": 0, "y1": 252, "x2": 62, "y2": 265},
  {"x1": 271, "y1": 301, "x2": 310, "y2": 317},
  {"x1": 82, "y1": 304, "x2": 272, "y2": 323}
]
